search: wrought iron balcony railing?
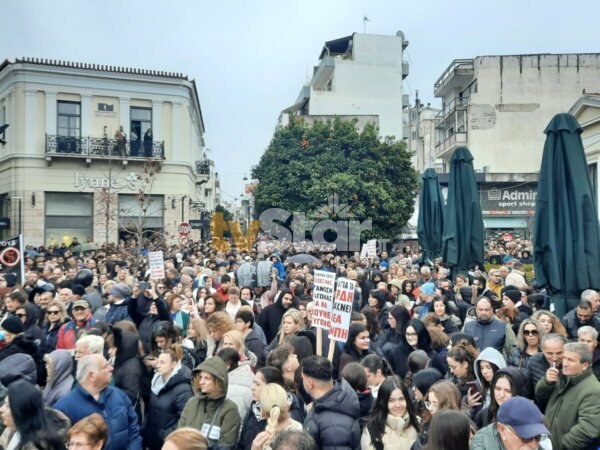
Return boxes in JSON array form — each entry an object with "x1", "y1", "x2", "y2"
[{"x1": 46, "y1": 134, "x2": 165, "y2": 159}]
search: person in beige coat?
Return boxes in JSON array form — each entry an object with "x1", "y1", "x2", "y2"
[{"x1": 361, "y1": 376, "x2": 419, "y2": 450}]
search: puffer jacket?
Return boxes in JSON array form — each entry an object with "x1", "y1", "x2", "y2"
[
  {"x1": 178, "y1": 357, "x2": 241, "y2": 448},
  {"x1": 525, "y1": 352, "x2": 548, "y2": 399},
  {"x1": 304, "y1": 379, "x2": 361, "y2": 450},
  {"x1": 113, "y1": 328, "x2": 143, "y2": 407},
  {"x1": 143, "y1": 363, "x2": 193, "y2": 450},
  {"x1": 535, "y1": 368, "x2": 600, "y2": 450},
  {"x1": 226, "y1": 364, "x2": 253, "y2": 421},
  {"x1": 361, "y1": 413, "x2": 418, "y2": 450},
  {"x1": 43, "y1": 349, "x2": 74, "y2": 406},
  {"x1": 53, "y1": 384, "x2": 142, "y2": 450}
]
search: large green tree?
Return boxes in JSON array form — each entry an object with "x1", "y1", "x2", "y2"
[{"x1": 252, "y1": 118, "x2": 419, "y2": 239}]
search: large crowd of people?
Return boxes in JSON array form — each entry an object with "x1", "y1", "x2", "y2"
[{"x1": 0, "y1": 238, "x2": 599, "y2": 450}]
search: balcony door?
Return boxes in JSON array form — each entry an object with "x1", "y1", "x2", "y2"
[{"x1": 130, "y1": 107, "x2": 152, "y2": 157}]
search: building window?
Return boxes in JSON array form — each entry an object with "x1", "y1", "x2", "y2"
[
  {"x1": 118, "y1": 194, "x2": 164, "y2": 239},
  {"x1": 45, "y1": 192, "x2": 93, "y2": 246},
  {"x1": 130, "y1": 107, "x2": 152, "y2": 157},
  {"x1": 589, "y1": 163, "x2": 598, "y2": 205},
  {"x1": 57, "y1": 101, "x2": 81, "y2": 137}
]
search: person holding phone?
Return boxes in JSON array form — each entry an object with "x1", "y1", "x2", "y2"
[{"x1": 473, "y1": 347, "x2": 506, "y2": 410}]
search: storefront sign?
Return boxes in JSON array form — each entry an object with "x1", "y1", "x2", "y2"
[
  {"x1": 74, "y1": 172, "x2": 139, "y2": 192},
  {"x1": 480, "y1": 184, "x2": 537, "y2": 215}
]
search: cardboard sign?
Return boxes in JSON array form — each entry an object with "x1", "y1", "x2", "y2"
[
  {"x1": 148, "y1": 251, "x2": 165, "y2": 280},
  {"x1": 366, "y1": 239, "x2": 377, "y2": 258},
  {"x1": 329, "y1": 278, "x2": 356, "y2": 342},
  {"x1": 311, "y1": 270, "x2": 336, "y2": 329}
]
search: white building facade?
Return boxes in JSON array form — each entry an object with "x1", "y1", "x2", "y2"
[
  {"x1": 280, "y1": 31, "x2": 410, "y2": 139},
  {"x1": 0, "y1": 58, "x2": 219, "y2": 246}
]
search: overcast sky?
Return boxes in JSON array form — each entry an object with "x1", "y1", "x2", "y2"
[{"x1": 3, "y1": 0, "x2": 600, "y2": 203}]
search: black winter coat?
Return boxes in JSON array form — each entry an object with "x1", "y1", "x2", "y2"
[
  {"x1": 388, "y1": 344, "x2": 446, "y2": 379},
  {"x1": 304, "y1": 380, "x2": 361, "y2": 450},
  {"x1": 113, "y1": 329, "x2": 143, "y2": 407},
  {"x1": 42, "y1": 321, "x2": 66, "y2": 354},
  {"x1": 127, "y1": 294, "x2": 170, "y2": 354},
  {"x1": 143, "y1": 365, "x2": 193, "y2": 450},
  {"x1": 237, "y1": 401, "x2": 266, "y2": 450},
  {"x1": 526, "y1": 352, "x2": 548, "y2": 401}
]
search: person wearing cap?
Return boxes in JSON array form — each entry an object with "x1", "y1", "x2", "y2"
[
  {"x1": 414, "y1": 282, "x2": 436, "y2": 320},
  {"x1": 535, "y1": 342, "x2": 600, "y2": 450},
  {"x1": 56, "y1": 299, "x2": 96, "y2": 350},
  {"x1": 104, "y1": 283, "x2": 132, "y2": 325},
  {"x1": 471, "y1": 396, "x2": 550, "y2": 450}
]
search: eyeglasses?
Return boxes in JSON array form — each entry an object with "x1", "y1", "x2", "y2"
[
  {"x1": 47, "y1": 310, "x2": 61, "y2": 315},
  {"x1": 505, "y1": 425, "x2": 546, "y2": 443},
  {"x1": 157, "y1": 286, "x2": 166, "y2": 289},
  {"x1": 424, "y1": 401, "x2": 438, "y2": 410},
  {"x1": 15, "y1": 313, "x2": 26, "y2": 318},
  {"x1": 523, "y1": 329, "x2": 538, "y2": 336}
]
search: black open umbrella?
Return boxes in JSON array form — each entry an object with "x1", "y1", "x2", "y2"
[
  {"x1": 442, "y1": 147, "x2": 485, "y2": 278},
  {"x1": 417, "y1": 168, "x2": 445, "y2": 263},
  {"x1": 533, "y1": 113, "x2": 600, "y2": 317}
]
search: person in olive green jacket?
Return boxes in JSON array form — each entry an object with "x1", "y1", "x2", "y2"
[
  {"x1": 535, "y1": 342, "x2": 600, "y2": 450},
  {"x1": 178, "y1": 356, "x2": 241, "y2": 448}
]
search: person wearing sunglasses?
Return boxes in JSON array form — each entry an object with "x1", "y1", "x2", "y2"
[
  {"x1": 471, "y1": 396, "x2": 549, "y2": 450},
  {"x1": 507, "y1": 319, "x2": 545, "y2": 372},
  {"x1": 42, "y1": 300, "x2": 68, "y2": 352}
]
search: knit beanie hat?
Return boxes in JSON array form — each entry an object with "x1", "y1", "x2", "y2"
[
  {"x1": 413, "y1": 368, "x2": 443, "y2": 396},
  {"x1": 1, "y1": 316, "x2": 24, "y2": 334},
  {"x1": 110, "y1": 283, "x2": 132, "y2": 299},
  {"x1": 503, "y1": 289, "x2": 521, "y2": 304}
]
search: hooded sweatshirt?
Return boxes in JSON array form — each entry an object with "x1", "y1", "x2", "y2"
[
  {"x1": 474, "y1": 347, "x2": 507, "y2": 407},
  {"x1": 178, "y1": 357, "x2": 241, "y2": 448},
  {"x1": 43, "y1": 349, "x2": 74, "y2": 406}
]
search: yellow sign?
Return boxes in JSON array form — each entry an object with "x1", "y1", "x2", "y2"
[{"x1": 210, "y1": 212, "x2": 261, "y2": 252}]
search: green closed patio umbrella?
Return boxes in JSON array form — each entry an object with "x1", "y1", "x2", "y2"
[
  {"x1": 533, "y1": 113, "x2": 600, "y2": 317},
  {"x1": 417, "y1": 168, "x2": 445, "y2": 263},
  {"x1": 442, "y1": 147, "x2": 485, "y2": 278}
]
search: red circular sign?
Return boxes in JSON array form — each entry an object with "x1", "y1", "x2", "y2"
[
  {"x1": 178, "y1": 222, "x2": 191, "y2": 236},
  {"x1": 179, "y1": 236, "x2": 190, "y2": 246}
]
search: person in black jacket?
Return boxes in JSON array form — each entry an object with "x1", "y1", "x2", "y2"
[
  {"x1": 377, "y1": 305, "x2": 411, "y2": 358},
  {"x1": 42, "y1": 300, "x2": 68, "y2": 354},
  {"x1": 127, "y1": 284, "x2": 170, "y2": 354},
  {"x1": 257, "y1": 289, "x2": 297, "y2": 344},
  {"x1": 235, "y1": 308, "x2": 264, "y2": 360},
  {"x1": 302, "y1": 355, "x2": 361, "y2": 450},
  {"x1": 525, "y1": 333, "x2": 566, "y2": 399},
  {"x1": 388, "y1": 319, "x2": 446, "y2": 378},
  {"x1": 112, "y1": 327, "x2": 143, "y2": 410},
  {"x1": 142, "y1": 344, "x2": 193, "y2": 450}
]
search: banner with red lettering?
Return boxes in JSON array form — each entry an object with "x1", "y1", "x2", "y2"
[
  {"x1": 0, "y1": 235, "x2": 24, "y2": 285},
  {"x1": 329, "y1": 277, "x2": 356, "y2": 342},
  {"x1": 311, "y1": 270, "x2": 336, "y2": 329}
]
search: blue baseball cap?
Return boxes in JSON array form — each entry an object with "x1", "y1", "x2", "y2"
[{"x1": 497, "y1": 397, "x2": 549, "y2": 439}]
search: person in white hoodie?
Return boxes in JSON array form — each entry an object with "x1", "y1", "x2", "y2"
[
  {"x1": 473, "y1": 347, "x2": 507, "y2": 409},
  {"x1": 218, "y1": 347, "x2": 254, "y2": 421}
]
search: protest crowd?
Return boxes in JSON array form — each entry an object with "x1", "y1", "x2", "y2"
[{"x1": 0, "y1": 236, "x2": 599, "y2": 450}]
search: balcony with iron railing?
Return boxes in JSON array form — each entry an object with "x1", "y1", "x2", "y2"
[
  {"x1": 45, "y1": 134, "x2": 164, "y2": 165},
  {"x1": 435, "y1": 131, "x2": 468, "y2": 159},
  {"x1": 434, "y1": 96, "x2": 470, "y2": 126}
]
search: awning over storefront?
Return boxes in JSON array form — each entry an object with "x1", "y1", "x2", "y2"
[{"x1": 483, "y1": 217, "x2": 529, "y2": 229}]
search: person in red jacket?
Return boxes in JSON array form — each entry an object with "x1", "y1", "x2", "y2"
[{"x1": 56, "y1": 300, "x2": 96, "y2": 350}]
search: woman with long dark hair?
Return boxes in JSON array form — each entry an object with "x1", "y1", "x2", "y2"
[
  {"x1": 0, "y1": 381, "x2": 67, "y2": 450},
  {"x1": 377, "y1": 305, "x2": 411, "y2": 358},
  {"x1": 361, "y1": 376, "x2": 420, "y2": 450},
  {"x1": 475, "y1": 367, "x2": 528, "y2": 428},
  {"x1": 423, "y1": 410, "x2": 471, "y2": 450},
  {"x1": 361, "y1": 354, "x2": 394, "y2": 399},
  {"x1": 338, "y1": 324, "x2": 372, "y2": 375}
]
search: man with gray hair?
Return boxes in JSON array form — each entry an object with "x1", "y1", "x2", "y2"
[
  {"x1": 581, "y1": 288, "x2": 600, "y2": 316},
  {"x1": 536, "y1": 342, "x2": 600, "y2": 450},
  {"x1": 527, "y1": 333, "x2": 567, "y2": 396},
  {"x1": 74, "y1": 334, "x2": 104, "y2": 360},
  {"x1": 53, "y1": 354, "x2": 141, "y2": 450},
  {"x1": 271, "y1": 430, "x2": 317, "y2": 450},
  {"x1": 578, "y1": 325, "x2": 600, "y2": 380}
]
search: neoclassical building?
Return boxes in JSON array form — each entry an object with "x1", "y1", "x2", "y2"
[{"x1": 0, "y1": 58, "x2": 219, "y2": 246}]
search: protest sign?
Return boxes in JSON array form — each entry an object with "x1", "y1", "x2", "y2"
[
  {"x1": 329, "y1": 277, "x2": 356, "y2": 343},
  {"x1": 366, "y1": 239, "x2": 377, "y2": 258},
  {"x1": 148, "y1": 251, "x2": 165, "y2": 280},
  {"x1": 312, "y1": 270, "x2": 336, "y2": 330}
]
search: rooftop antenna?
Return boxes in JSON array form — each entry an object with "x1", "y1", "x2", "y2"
[{"x1": 363, "y1": 15, "x2": 370, "y2": 33}]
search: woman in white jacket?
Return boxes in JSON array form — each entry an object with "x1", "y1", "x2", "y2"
[
  {"x1": 218, "y1": 347, "x2": 254, "y2": 421},
  {"x1": 361, "y1": 376, "x2": 420, "y2": 450}
]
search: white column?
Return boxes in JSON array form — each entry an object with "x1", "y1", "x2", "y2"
[
  {"x1": 81, "y1": 94, "x2": 92, "y2": 138},
  {"x1": 5, "y1": 92, "x2": 13, "y2": 153},
  {"x1": 172, "y1": 102, "x2": 182, "y2": 161},
  {"x1": 45, "y1": 92, "x2": 57, "y2": 136},
  {"x1": 119, "y1": 98, "x2": 130, "y2": 134},
  {"x1": 152, "y1": 100, "x2": 163, "y2": 141},
  {"x1": 24, "y1": 90, "x2": 37, "y2": 155}
]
